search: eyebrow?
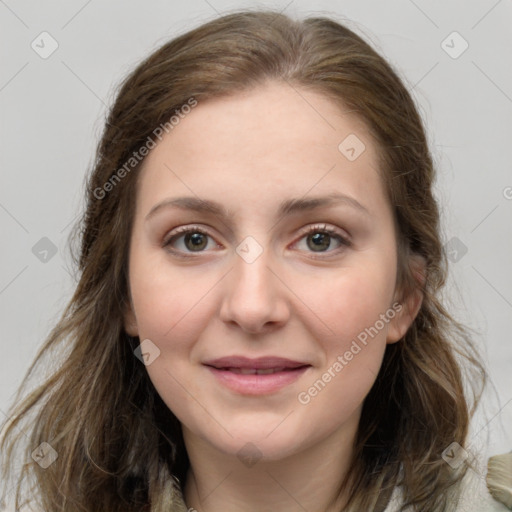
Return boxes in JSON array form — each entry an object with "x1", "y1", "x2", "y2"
[{"x1": 145, "y1": 193, "x2": 370, "y2": 222}]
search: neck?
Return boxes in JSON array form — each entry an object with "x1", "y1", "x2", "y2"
[{"x1": 182, "y1": 421, "x2": 357, "y2": 512}]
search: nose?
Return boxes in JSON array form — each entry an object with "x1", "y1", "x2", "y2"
[{"x1": 219, "y1": 245, "x2": 291, "y2": 334}]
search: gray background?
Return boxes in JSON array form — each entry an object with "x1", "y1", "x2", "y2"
[{"x1": 1, "y1": 0, "x2": 511, "y2": 460}]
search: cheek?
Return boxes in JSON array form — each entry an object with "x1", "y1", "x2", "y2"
[
  {"x1": 294, "y1": 264, "x2": 396, "y2": 420},
  {"x1": 293, "y1": 263, "x2": 397, "y2": 346},
  {"x1": 296, "y1": 338, "x2": 386, "y2": 446},
  {"x1": 129, "y1": 256, "x2": 220, "y2": 345},
  {"x1": 294, "y1": 265, "x2": 395, "y2": 398},
  {"x1": 128, "y1": 260, "x2": 219, "y2": 424},
  {"x1": 295, "y1": 279, "x2": 392, "y2": 436}
]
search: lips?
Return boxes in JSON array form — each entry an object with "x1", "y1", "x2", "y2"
[
  {"x1": 204, "y1": 356, "x2": 309, "y2": 371},
  {"x1": 203, "y1": 356, "x2": 311, "y2": 395}
]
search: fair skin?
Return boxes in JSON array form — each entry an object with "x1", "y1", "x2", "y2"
[{"x1": 125, "y1": 81, "x2": 422, "y2": 512}]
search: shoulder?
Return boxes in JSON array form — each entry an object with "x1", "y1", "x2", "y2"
[
  {"x1": 384, "y1": 453, "x2": 511, "y2": 512},
  {"x1": 455, "y1": 462, "x2": 510, "y2": 512}
]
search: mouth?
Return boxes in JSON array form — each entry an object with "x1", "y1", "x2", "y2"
[
  {"x1": 203, "y1": 356, "x2": 311, "y2": 395},
  {"x1": 216, "y1": 367, "x2": 303, "y2": 375}
]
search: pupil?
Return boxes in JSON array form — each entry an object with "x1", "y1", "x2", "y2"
[
  {"x1": 308, "y1": 233, "x2": 330, "y2": 251},
  {"x1": 185, "y1": 233, "x2": 207, "y2": 251}
]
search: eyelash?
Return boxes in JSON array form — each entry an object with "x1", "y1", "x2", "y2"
[{"x1": 162, "y1": 223, "x2": 351, "y2": 258}]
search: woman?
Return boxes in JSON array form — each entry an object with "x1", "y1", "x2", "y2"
[{"x1": 1, "y1": 10, "x2": 509, "y2": 512}]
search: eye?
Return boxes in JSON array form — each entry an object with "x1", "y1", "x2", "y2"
[
  {"x1": 163, "y1": 223, "x2": 351, "y2": 257},
  {"x1": 294, "y1": 224, "x2": 351, "y2": 255},
  {"x1": 163, "y1": 225, "x2": 220, "y2": 254}
]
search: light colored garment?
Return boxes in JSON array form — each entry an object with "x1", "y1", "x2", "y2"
[
  {"x1": 3, "y1": 454, "x2": 510, "y2": 511},
  {"x1": 167, "y1": 455, "x2": 511, "y2": 512},
  {"x1": 384, "y1": 458, "x2": 510, "y2": 512}
]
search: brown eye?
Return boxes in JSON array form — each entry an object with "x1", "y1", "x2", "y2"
[
  {"x1": 307, "y1": 232, "x2": 333, "y2": 252},
  {"x1": 294, "y1": 224, "x2": 351, "y2": 256},
  {"x1": 183, "y1": 232, "x2": 208, "y2": 251},
  {"x1": 164, "y1": 226, "x2": 218, "y2": 254}
]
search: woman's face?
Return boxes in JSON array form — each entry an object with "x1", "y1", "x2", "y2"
[{"x1": 125, "y1": 82, "x2": 416, "y2": 462}]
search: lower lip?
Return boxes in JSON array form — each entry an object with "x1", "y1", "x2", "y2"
[{"x1": 205, "y1": 366, "x2": 310, "y2": 395}]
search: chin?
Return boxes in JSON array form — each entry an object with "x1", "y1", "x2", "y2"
[
  {"x1": 224, "y1": 436, "x2": 303, "y2": 464},
  {"x1": 192, "y1": 418, "x2": 313, "y2": 464}
]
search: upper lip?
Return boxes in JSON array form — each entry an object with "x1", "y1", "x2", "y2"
[{"x1": 203, "y1": 356, "x2": 310, "y2": 370}]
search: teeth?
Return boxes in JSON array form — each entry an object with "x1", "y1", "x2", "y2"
[{"x1": 227, "y1": 367, "x2": 288, "y2": 375}]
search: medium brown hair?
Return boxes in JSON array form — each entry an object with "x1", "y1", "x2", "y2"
[{"x1": 0, "y1": 10, "x2": 486, "y2": 511}]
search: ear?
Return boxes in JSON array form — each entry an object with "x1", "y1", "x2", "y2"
[
  {"x1": 124, "y1": 299, "x2": 139, "y2": 337},
  {"x1": 386, "y1": 254, "x2": 426, "y2": 344}
]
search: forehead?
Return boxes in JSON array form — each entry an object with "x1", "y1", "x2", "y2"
[
  {"x1": 135, "y1": 81, "x2": 388, "y2": 218},
  {"x1": 153, "y1": 82, "x2": 375, "y2": 158}
]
